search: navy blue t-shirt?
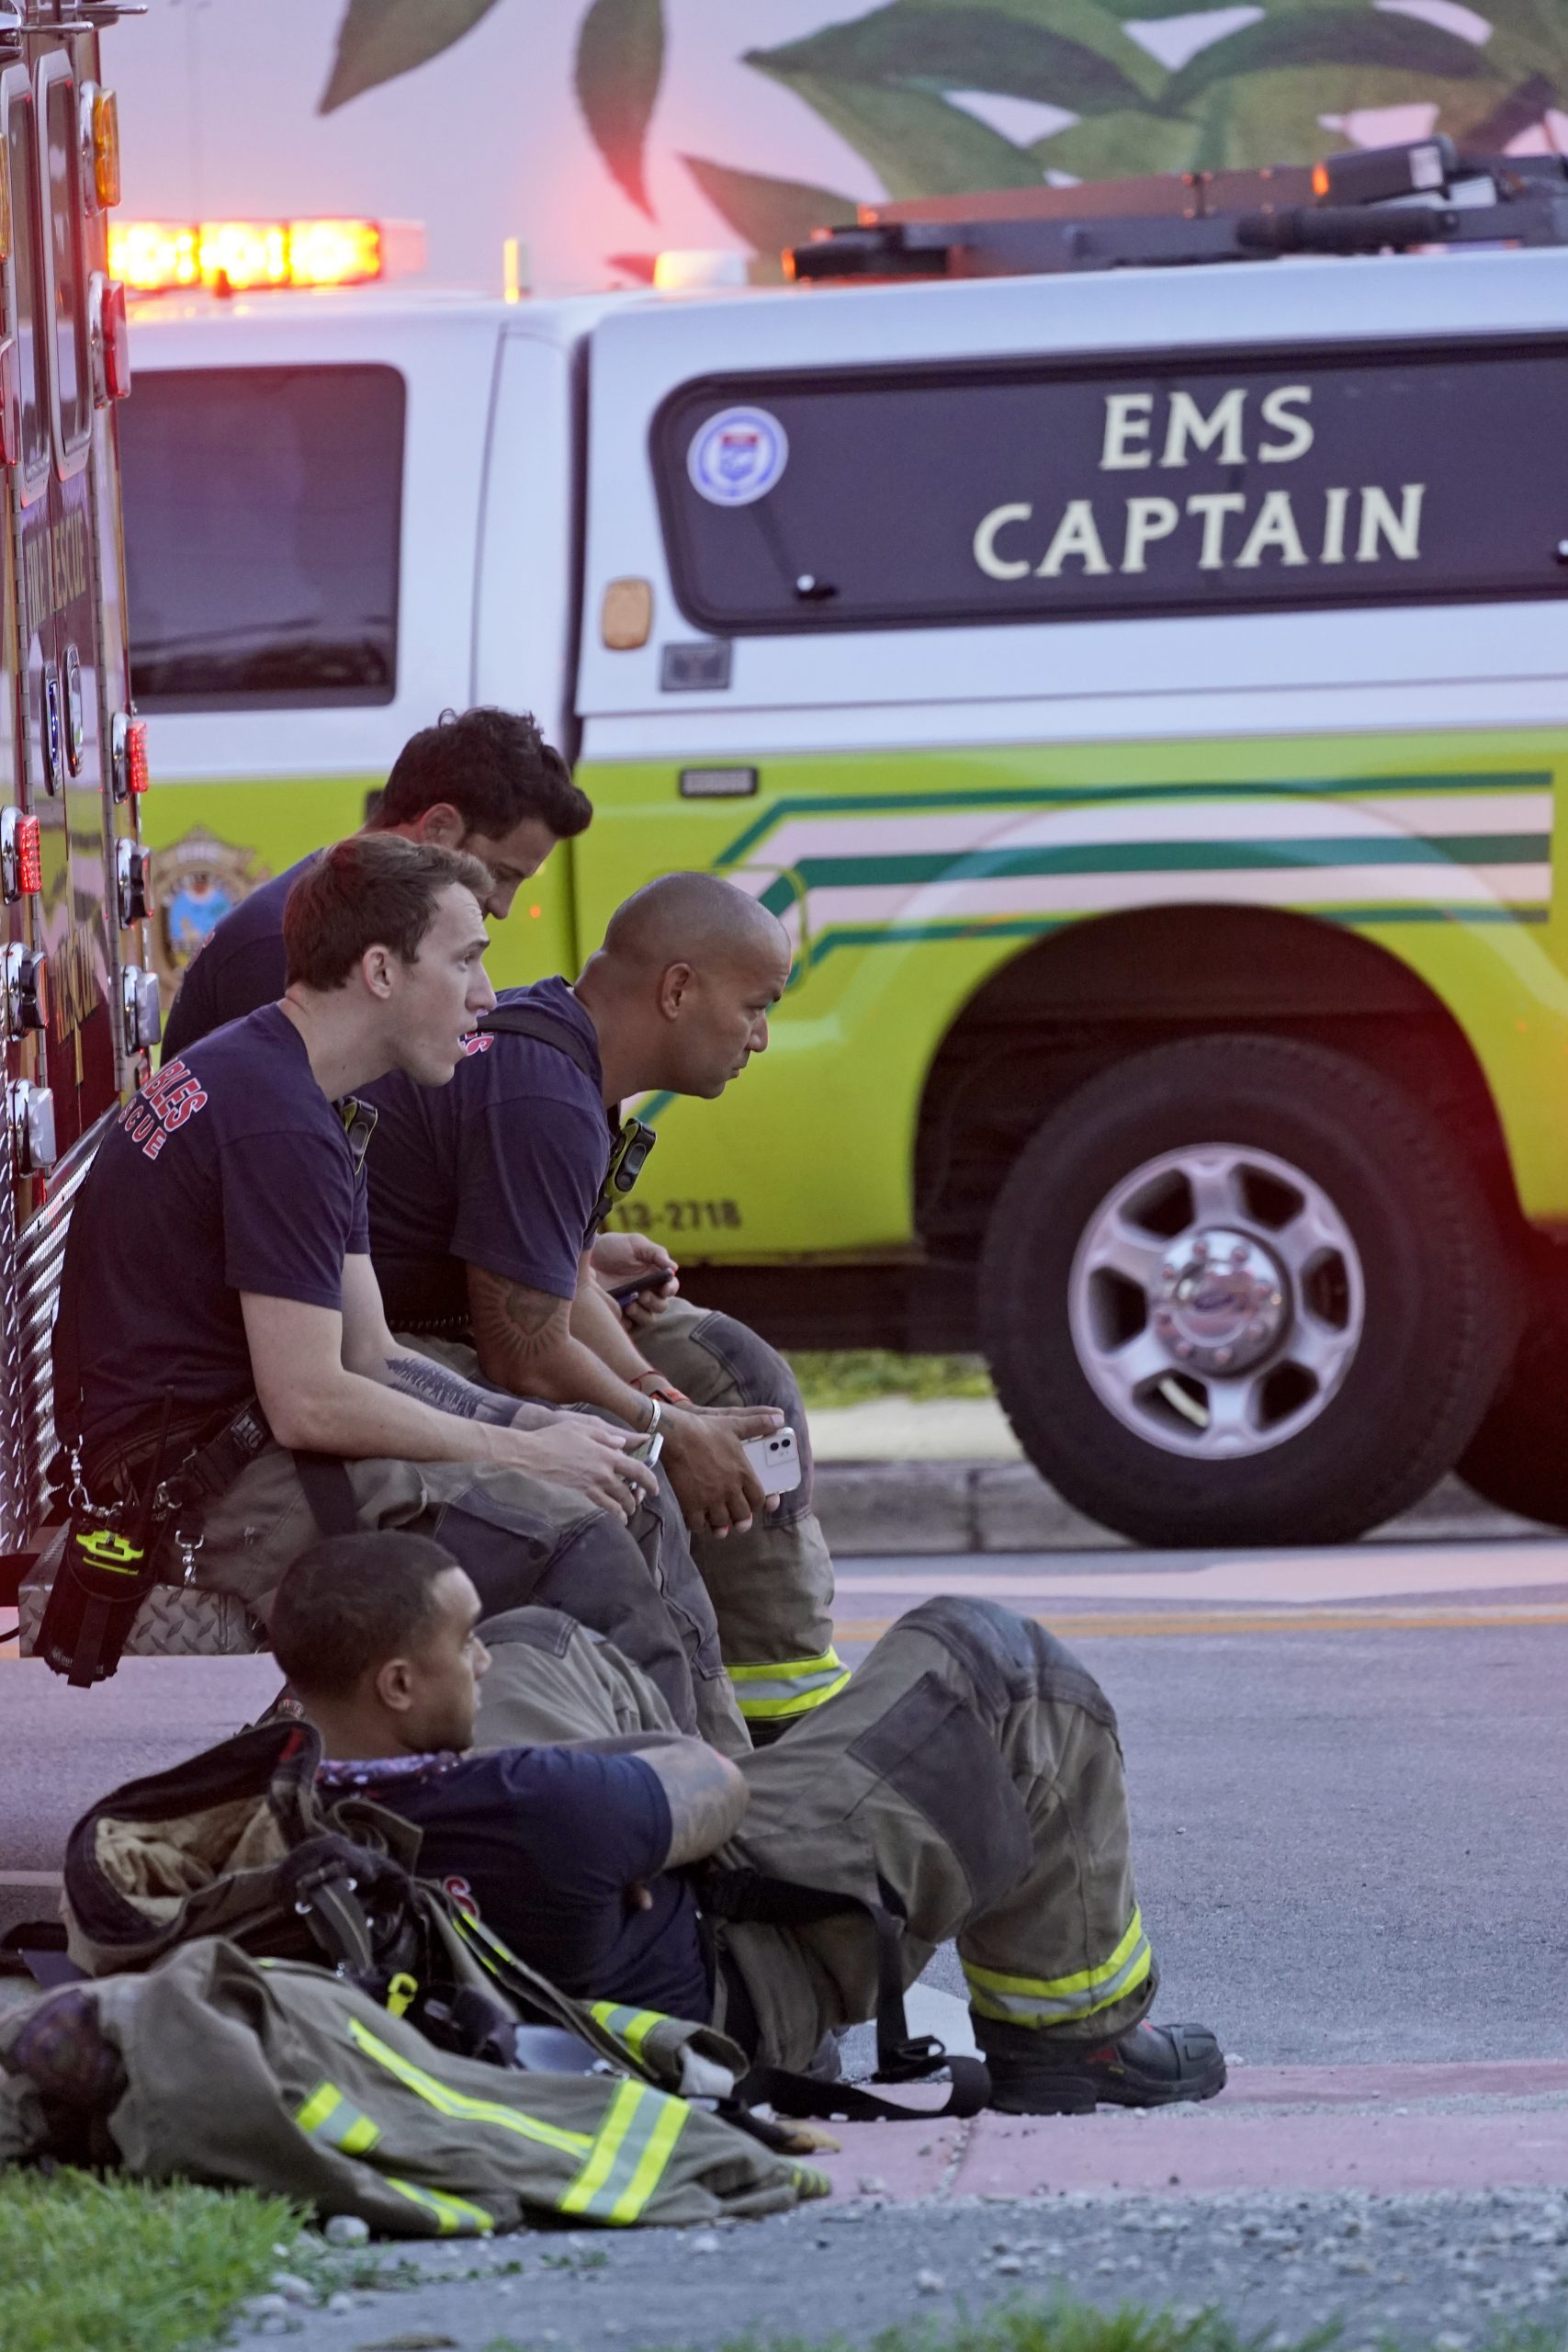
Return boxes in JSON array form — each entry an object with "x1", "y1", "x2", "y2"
[
  {"x1": 160, "y1": 857, "x2": 310, "y2": 1061},
  {"x1": 365, "y1": 978, "x2": 608, "y2": 1328},
  {"x1": 318, "y1": 1746, "x2": 713, "y2": 2022},
  {"x1": 57, "y1": 1003, "x2": 371, "y2": 1458}
]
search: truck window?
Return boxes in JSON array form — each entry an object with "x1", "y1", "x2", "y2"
[
  {"x1": 39, "y1": 60, "x2": 88, "y2": 471},
  {"x1": 654, "y1": 341, "x2": 1568, "y2": 635},
  {"x1": 2, "y1": 70, "x2": 50, "y2": 495},
  {"x1": 118, "y1": 364, "x2": 405, "y2": 709}
]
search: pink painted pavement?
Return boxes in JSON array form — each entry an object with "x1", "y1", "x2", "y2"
[{"x1": 808, "y1": 2064, "x2": 1568, "y2": 2203}]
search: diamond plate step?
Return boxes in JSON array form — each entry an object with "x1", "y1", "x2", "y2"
[{"x1": 18, "y1": 1540, "x2": 260, "y2": 1658}]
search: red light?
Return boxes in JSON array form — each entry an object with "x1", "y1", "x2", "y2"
[
  {"x1": 126, "y1": 719, "x2": 148, "y2": 794},
  {"x1": 16, "y1": 815, "x2": 39, "y2": 894},
  {"x1": 101, "y1": 279, "x2": 130, "y2": 401},
  {"x1": 0, "y1": 336, "x2": 17, "y2": 468}
]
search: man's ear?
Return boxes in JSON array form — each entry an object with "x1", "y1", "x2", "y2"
[
  {"x1": 361, "y1": 943, "x2": 396, "y2": 1001},
  {"x1": 374, "y1": 1656, "x2": 416, "y2": 1715},
  {"x1": 658, "y1": 961, "x2": 695, "y2": 1022},
  {"x1": 412, "y1": 804, "x2": 465, "y2": 849}
]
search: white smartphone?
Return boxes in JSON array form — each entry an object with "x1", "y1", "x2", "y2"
[{"x1": 741, "y1": 1427, "x2": 802, "y2": 1496}]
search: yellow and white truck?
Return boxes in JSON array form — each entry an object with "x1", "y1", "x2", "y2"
[{"x1": 111, "y1": 144, "x2": 1568, "y2": 1548}]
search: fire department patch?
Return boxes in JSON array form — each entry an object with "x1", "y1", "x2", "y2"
[
  {"x1": 687, "y1": 406, "x2": 789, "y2": 507},
  {"x1": 152, "y1": 829, "x2": 270, "y2": 1002}
]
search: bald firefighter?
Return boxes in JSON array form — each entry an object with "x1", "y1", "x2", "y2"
[{"x1": 360, "y1": 874, "x2": 842, "y2": 1743}]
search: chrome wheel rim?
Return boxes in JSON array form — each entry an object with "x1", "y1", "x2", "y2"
[{"x1": 1067, "y1": 1142, "x2": 1365, "y2": 1460}]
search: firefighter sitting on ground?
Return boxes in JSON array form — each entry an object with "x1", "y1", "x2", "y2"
[
  {"x1": 271, "y1": 1528, "x2": 1227, "y2": 2118},
  {"x1": 361, "y1": 871, "x2": 841, "y2": 1746},
  {"x1": 53, "y1": 838, "x2": 730, "y2": 1732}
]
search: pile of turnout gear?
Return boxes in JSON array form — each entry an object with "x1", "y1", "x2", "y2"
[{"x1": 0, "y1": 1719, "x2": 835, "y2": 2233}]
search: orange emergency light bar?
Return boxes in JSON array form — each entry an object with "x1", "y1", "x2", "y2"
[{"x1": 107, "y1": 218, "x2": 424, "y2": 296}]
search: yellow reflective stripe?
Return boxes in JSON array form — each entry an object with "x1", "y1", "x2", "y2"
[
  {"x1": 294, "y1": 2079, "x2": 381, "y2": 2156},
  {"x1": 729, "y1": 1650, "x2": 851, "y2": 1719},
  {"x1": 965, "y1": 1907, "x2": 1145, "y2": 2000},
  {"x1": 609, "y1": 2091, "x2": 687, "y2": 2224},
  {"x1": 964, "y1": 1910, "x2": 1153, "y2": 2025},
  {"x1": 385, "y1": 1972, "x2": 419, "y2": 2018},
  {"x1": 295, "y1": 2082, "x2": 342, "y2": 2137},
  {"x1": 384, "y1": 2175, "x2": 493, "y2": 2236},
  {"x1": 589, "y1": 2001, "x2": 663, "y2": 2062},
  {"x1": 558, "y1": 2075, "x2": 690, "y2": 2224},
  {"x1": 348, "y1": 2018, "x2": 591, "y2": 2156},
  {"x1": 728, "y1": 1648, "x2": 845, "y2": 1683}
]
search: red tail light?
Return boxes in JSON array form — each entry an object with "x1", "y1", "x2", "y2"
[
  {"x1": 0, "y1": 335, "x2": 17, "y2": 468},
  {"x1": 101, "y1": 278, "x2": 130, "y2": 401},
  {"x1": 15, "y1": 815, "x2": 39, "y2": 895},
  {"x1": 126, "y1": 718, "x2": 147, "y2": 793}
]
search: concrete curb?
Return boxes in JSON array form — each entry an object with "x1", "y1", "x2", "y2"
[
  {"x1": 811, "y1": 2063, "x2": 1568, "y2": 2202},
  {"x1": 812, "y1": 1464, "x2": 1547, "y2": 1556}
]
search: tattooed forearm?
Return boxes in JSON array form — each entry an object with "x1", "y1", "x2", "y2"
[
  {"x1": 636, "y1": 1740, "x2": 750, "y2": 1867},
  {"x1": 383, "y1": 1354, "x2": 517, "y2": 1425}
]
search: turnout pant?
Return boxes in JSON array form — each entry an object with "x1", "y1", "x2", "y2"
[
  {"x1": 182, "y1": 1441, "x2": 745, "y2": 1751},
  {"x1": 472, "y1": 1597, "x2": 1156, "y2": 2075},
  {"x1": 408, "y1": 1300, "x2": 840, "y2": 1739},
  {"x1": 629, "y1": 1300, "x2": 843, "y2": 1736}
]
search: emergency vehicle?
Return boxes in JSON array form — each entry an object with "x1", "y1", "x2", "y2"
[
  {"x1": 0, "y1": 4, "x2": 143, "y2": 1576},
  {"x1": 103, "y1": 141, "x2": 1568, "y2": 1554}
]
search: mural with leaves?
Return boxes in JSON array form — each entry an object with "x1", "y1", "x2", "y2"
[{"x1": 319, "y1": 0, "x2": 1564, "y2": 274}]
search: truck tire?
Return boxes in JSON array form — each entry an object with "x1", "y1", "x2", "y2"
[
  {"x1": 1458, "y1": 1244, "x2": 1568, "y2": 1528},
  {"x1": 979, "y1": 1034, "x2": 1513, "y2": 1550}
]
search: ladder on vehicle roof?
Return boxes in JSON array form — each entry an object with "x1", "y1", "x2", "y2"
[{"x1": 786, "y1": 137, "x2": 1568, "y2": 283}]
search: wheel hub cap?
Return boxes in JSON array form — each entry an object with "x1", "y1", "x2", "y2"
[
  {"x1": 1153, "y1": 1227, "x2": 1288, "y2": 1374},
  {"x1": 1066, "y1": 1142, "x2": 1365, "y2": 1461}
]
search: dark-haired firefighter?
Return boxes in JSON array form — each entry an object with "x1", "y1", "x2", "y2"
[
  {"x1": 270, "y1": 1530, "x2": 1227, "y2": 2118},
  {"x1": 366, "y1": 872, "x2": 844, "y2": 1743},
  {"x1": 54, "y1": 839, "x2": 740, "y2": 1739},
  {"x1": 161, "y1": 706, "x2": 591, "y2": 1063}
]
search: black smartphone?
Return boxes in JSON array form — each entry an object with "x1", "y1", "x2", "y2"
[{"x1": 609, "y1": 1268, "x2": 675, "y2": 1307}]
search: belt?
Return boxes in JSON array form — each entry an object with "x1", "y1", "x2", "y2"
[{"x1": 85, "y1": 1396, "x2": 274, "y2": 1518}]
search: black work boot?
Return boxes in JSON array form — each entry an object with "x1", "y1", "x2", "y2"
[{"x1": 984, "y1": 2020, "x2": 1227, "y2": 2116}]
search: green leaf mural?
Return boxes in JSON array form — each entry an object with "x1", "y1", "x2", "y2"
[
  {"x1": 745, "y1": 68, "x2": 1043, "y2": 197},
  {"x1": 323, "y1": 0, "x2": 1568, "y2": 264},
  {"x1": 747, "y1": 1, "x2": 1160, "y2": 115},
  {"x1": 575, "y1": 0, "x2": 666, "y2": 218},
  {"x1": 682, "y1": 159, "x2": 860, "y2": 254},
  {"x1": 320, "y1": 0, "x2": 505, "y2": 113}
]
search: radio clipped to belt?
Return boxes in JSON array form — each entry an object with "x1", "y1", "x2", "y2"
[
  {"x1": 36, "y1": 1394, "x2": 180, "y2": 1688},
  {"x1": 593, "y1": 1115, "x2": 657, "y2": 1233}
]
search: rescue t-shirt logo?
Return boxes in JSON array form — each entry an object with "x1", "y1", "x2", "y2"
[
  {"x1": 119, "y1": 1057, "x2": 208, "y2": 1161},
  {"x1": 462, "y1": 1034, "x2": 495, "y2": 1057}
]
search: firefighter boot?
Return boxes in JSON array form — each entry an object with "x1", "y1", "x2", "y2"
[{"x1": 981, "y1": 2017, "x2": 1227, "y2": 2115}]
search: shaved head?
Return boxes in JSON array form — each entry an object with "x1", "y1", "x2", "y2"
[
  {"x1": 601, "y1": 872, "x2": 786, "y2": 974},
  {"x1": 577, "y1": 871, "x2": 791, "y2": 1102}
]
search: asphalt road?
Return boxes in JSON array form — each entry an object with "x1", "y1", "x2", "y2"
[{"x1": 6, "y1": 1531, "x2": 1568, "y2": 2349}]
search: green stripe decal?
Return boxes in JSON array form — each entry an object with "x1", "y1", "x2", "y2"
[
  {"x1": 716, "y1": 772, "x2": 1554, "y2": 866},
  {"x1": 783, "y1": 836, "x2": 1548, "y2": 889}
]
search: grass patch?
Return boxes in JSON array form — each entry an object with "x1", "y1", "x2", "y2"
[
  {"x1": 0, "y1": 2168, "x2": 298, "y2": 2352},
  {"x1": 479, "y1": 2302, "x2": 1337, "y2": 2352},
  {"x1": 787, "y1": 1351, "x2": 994, "y2": 1413}
]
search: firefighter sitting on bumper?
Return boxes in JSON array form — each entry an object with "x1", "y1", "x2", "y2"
[
  {"x1": 361, "y1": 871, "x2": 843, "y2": 1743},
  {"x1": 271, "y1": 1530, "x2": 1227, "y2": 2118},
  {"x1": 53, "y1": 838, "x2": 731, "y2": 1733}
]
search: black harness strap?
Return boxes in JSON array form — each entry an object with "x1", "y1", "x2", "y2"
[
  {"x1": 291, "y1": 1452, "x2": 359, "y2": 1540},
  {"x1": 478, "y1": 999, "x2": 602, "y2": 1082},
  {"x1": 699, "y1": 1863, "x2": 992, "y2": 2121}
]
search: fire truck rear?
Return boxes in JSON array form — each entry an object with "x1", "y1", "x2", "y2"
[{"x1": 0, "y1": 2, "x2": 144, "y2": 1593}]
